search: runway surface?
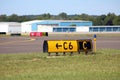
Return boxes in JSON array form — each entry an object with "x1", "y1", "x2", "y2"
[{"x1": 0, "y1": 35, "x2": 120, "y2": 54}]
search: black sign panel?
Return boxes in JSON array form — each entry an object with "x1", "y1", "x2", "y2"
[{"x1": 77, "y1": 40, "x2": 92, "y2": 51}]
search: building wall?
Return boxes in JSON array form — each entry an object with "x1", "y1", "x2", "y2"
[
  {"x1": 21, "y1": 20, "x2": 42, "y2": 33},
  {"x1": 37, "y1": 21, "x2": 59, "y2": 25},
  {"x1": 38, "y1": 25, "x2": 53, "y2": 32},
  {"x1": 0, "y1": 22, "x2": 21, "y2": 33},
  {"x1": 21, "y1": 24, "x2": 31, "y2": 33},
  {"x1": 76, "y1": 27, "x2": 89, "y2": 32},
  {"x1": 0, "y1": 24, "x2": 8, "y2": 32},
  {"x1": 59, "y1": 21, "x2": 92, "y2": 26},
  {"x1": 8, "y1": 25, "x2": 21, "y2": 33},
  {"x1": 31, "y1": 23, "x2": 38, "y2": 31},
  {"x1": 30, "y1": 20, "x2": 92, "y2": 32}
]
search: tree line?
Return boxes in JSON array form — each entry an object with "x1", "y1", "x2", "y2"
[{"x1": 0, "y1": 12, "x2": 120, "y2": 26}]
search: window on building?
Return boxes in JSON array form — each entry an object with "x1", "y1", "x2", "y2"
[
  {"x1": 89, "y1": 27, "x2": 93, "y2": 32},
  {"x1": 106, "y1": 27, "x2": 112, "y2": 32},
  {"x1": 63, "y1": 28, "x2": 69, "y2": 32},
  {"x1": 93, "y1": 27, "x2": 99, "y2": 32},
  {"x1": 100, "y1": 27, "x2": 106, "y2": 32},
  {"x1": 57, "y1": 28, "x2": 62, "y2": 32},
  {"x1": 69, "y1": 28, "x2": 76, "y2": 32},
  {"x1": 53, "y1": 28, "x2": 57, "y2": 32},
  {"x1": 113, "y1": 27, "x2": 119, "y2": 32},
  {"x1": 119, "y1": 27, "x2": 120, "y2": 31},
  {"x1": 53, "y1": 28, "x2": 76, "y2": 32}
]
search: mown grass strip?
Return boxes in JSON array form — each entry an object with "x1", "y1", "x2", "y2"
[{"x1": 0, "y1": 49, "x2": 120, "y2": 80}]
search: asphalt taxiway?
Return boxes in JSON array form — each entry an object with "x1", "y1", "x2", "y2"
[{"x1": 0, "y1": 35, "x2": 120, "y2": 53}]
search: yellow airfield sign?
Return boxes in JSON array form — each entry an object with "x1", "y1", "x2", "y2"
[
  {"x1": 47, "y1": 40, "x2": 78, "y2": 52},
  {"x1": 43, "y1": 39, "x2": 93, "y2": 54}
]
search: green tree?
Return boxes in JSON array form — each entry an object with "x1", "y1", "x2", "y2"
[
  {"x1": 79, "y1": 13, "x2": 89, "y2": 20},
  {"x1": 58, "y1": 12, "x2": 68, "y2": 20},
  {"x1": 18, "y1": 16, "x2": 30, "y2": 22},
  {"x1": 37, "y1": 15, "x2": 43, "y2": 20},
  {"x1": 99, "y1": 15, "x2": 106, "y2": 25},
  {"x1": 8, "y1": 14, "x2": 19, "y2": 22},
  {"x1": 0, "y1": 14, "x2": 7, "y2": 21},
  {"x1": 72, "y1": 14, "x2": 79, "y2": 20},
  {"x1": 113, "y1": 15, "x2": 120, "y2": 25},
  {"x1": 42, "y1": 13, "x2": 51, "y2": 19},
  {"x1": 104, "y1": 13, "x2": 116, "y2": 25}
]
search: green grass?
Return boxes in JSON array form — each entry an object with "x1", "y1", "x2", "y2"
[{"x1": 0, "y1": 49, "x2": 120, "y2": 80}]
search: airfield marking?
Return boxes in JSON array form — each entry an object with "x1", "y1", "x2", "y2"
[{"x1": 0, "y1": 38, "x2": 36, "y2": 45}]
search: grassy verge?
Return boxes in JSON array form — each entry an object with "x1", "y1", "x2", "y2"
[
  {"x1": 1, "y1": 33, "x2": 120, "y2": 37},
  {"x1": 0, "y1": 49, "x2": 120, "y2": 80},
  {"x1": 49, "y1": 33, "x2": 120, "y2": 37}
]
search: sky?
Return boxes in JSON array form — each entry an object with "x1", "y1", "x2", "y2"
[{"x1": 0, "y1": 0, "x2": 120, "y2": 16}]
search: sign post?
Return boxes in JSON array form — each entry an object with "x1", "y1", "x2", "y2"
[{"x1": 93, "y1": 34, "x2": 97, "y2": 53}]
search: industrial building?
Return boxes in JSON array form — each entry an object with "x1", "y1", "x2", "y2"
[
  {"x1": 0, "y1": 22, "x2": 21, "y2": 34},
  {"x1": 21, "y1": 20, "x2": 120, "y2": 33},
  {"x1": 0, "y1": 20, "x2": 120, "y2": 35},
  {"x1": 21, "y1": 20, "x2": 92, "y2": 33}
]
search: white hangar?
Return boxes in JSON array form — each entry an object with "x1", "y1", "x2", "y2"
[
  {"x1": 0, "y1": 22, "x2": 21, "y2": 34},
  {"x1": 21, "y1": 20, "x2": 120, "y2": 33},
  {"x1": 21, "y1": 20, "x2": 92, "y2": 33}
]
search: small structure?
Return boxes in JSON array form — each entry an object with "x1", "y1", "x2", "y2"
[{"x1": 0, "y1": 22, "x2": 21, "y2": 35}]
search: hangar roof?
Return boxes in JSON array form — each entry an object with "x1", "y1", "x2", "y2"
[
  {"x1": 32, "y1": 20, "x2": 92, "y2": 25},
  {"x1": 21, "y1": 20, "x2": 93, "y2": 27},
  {"x1": 21, "y1": 20, "x2": 92, "y2": 24},
  {"x1": 0, "y1": 22, "x2": 20, "y2": 25},
  {"x1": 21, "y1": 20, "x2": 42, "y2": 25}
]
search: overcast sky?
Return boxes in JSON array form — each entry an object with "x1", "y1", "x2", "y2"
[{"x1": 0, "y1": 0, "x2": 120, "y2": 15}]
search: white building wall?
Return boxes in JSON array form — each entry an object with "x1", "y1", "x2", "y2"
[
  {"x1": 0, "y1": 22, "x2": 21, "y2": 33},
  {"x1": 21, "y1": 24, "x2": 31, "y2": 33},
  {"x1": 21, "y1": 20, "x2": 43, "y2": 33},
  {"x1": 8, "y1": 25, "x2": 21, "y2": 33},
  {"x1": 76, "y1": 27, "x2": 89, "y2": 32},
  {"x1": 38, "y1": 25, "x2": 53, "y2": 32},
  {"x1": 0, "y1": 24, "x2": 8, "y2": 32}
]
